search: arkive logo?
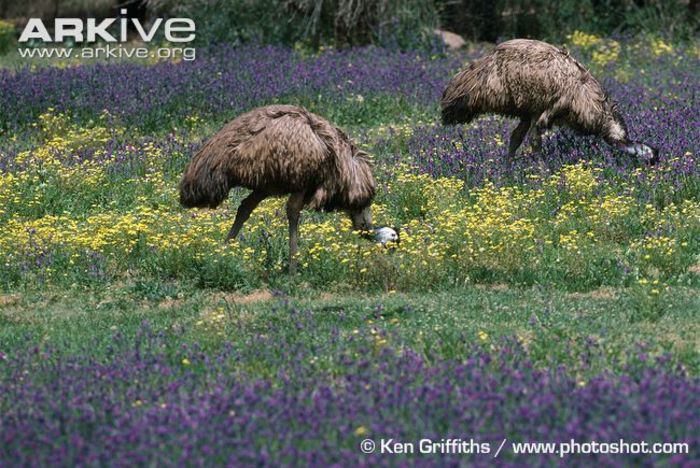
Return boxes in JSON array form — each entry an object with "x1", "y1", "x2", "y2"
[{"x1": 19, "y1": 9, "x2": 195, "y2": 44}]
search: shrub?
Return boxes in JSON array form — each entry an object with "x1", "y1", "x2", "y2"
[
  {"x1": 437, "y1": 0, "x2": 698, "y2": 42},
  {"x1": 0, "y1": 19, "x2": 14, "y2": 55},
  {"x1": 146, "y1": 0, "x2": 440, "y2": 50}
]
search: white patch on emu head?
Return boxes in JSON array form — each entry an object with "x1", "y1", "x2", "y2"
[
  {"x1": 623, "y1": 143, "x2": 655, "y2": 160},
  {"x1": 374, "y1": 227, "x2": 399, "y2": 246}
]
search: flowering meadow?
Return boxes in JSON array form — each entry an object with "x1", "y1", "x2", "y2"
[{"x1": 0, "y1": 34, "x2": 698, "y2": 465}]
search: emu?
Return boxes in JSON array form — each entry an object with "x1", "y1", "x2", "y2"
[
  {"x1": 441, "y1": 39, "x2": 658, "y2": 162},
  {"x1": 179, "y1": 105, "x2": 382, "y2": 273}
]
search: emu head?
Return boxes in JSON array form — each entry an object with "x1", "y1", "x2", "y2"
[
  {"x1": 603, "y1": 103, "x2": 659, "y2": 165},
  {"x1": 373, "y1": 226, "x2": 400, "y2": 246},
  {"x1": 619, "y1": 142, "x2": 659, "y2": 164},
  {"x1": 358, "y1": 225, "x2": 400, "y2": 247}
]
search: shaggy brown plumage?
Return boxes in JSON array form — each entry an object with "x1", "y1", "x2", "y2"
[
  {"x1": 441, "y1": 39, "x2": 657, "y2": 161},
  {"x1": 179, "y1": 104, "x2": 376, "y2": 272}
]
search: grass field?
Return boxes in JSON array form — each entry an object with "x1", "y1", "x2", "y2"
[{"x1": 0, "y1": 34, "x2": 698, "y2": 465}]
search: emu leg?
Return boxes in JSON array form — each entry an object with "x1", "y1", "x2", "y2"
[
  {"x1": 508, "y1": 118, "x2": 531, "y2": 158},
  {"x1": 225, "y1": 190, "x2": 267, "y2": 241},
  {"x1": 528, "y1": 123, "x2": 543, "y2": 154},
  {"x1": 286, "y1": 192, "x2": 305, "y2": 274}
]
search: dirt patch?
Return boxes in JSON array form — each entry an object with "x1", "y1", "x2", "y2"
[
  {"x1": 216, "y1": 289, "x2": 274, "y2": 305},
  {"x1": 475, "y1": 283, "x2": 510, "y2": 291},
  {"x1": 158, "y1": 298, "x2": 185, "y2": 309},
  {"x1": 197, "y1": 291, "x2": 274, "y2": 329},
  {"x1": 567, "y1": 288, "x2": 617, "y2": 300},
  {"x1": 689, "y1": 264, "x2": 700, "y2": 275},
  {"x1": 637, "y1": 322, "x2": 700, "y2": 349},
  {"x1": 0, "y1": 294, "x2": 20, "y2": 308},
  {"x1": 318, "y1": 292, "x2": 335, "y2": 301}
]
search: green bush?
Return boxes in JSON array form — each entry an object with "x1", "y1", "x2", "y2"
[
  {"x1": 146, "y1": 0, "x2": 295, "y2": 46},
  {"x1": 0, "y1": 19, "x2": 14, "y2": 55},
  {"x1": 437, "y1": 0, "x2": 698, "y2": 42},
  {"x1": 147, "y1": 0, "x2": 440, "y2": 50}
]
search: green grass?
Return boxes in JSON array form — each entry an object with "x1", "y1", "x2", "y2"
[{"x1": 2, "y1": 283, "x2": 698, "y2": 378}]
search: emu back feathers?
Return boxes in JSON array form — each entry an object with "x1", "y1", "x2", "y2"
[
  {"x1": 179, "y1": 105, "x2": 376, "y2": 211},
  {"x1": 440, "y1": 39, "x2": 620, "y2": 139}
]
